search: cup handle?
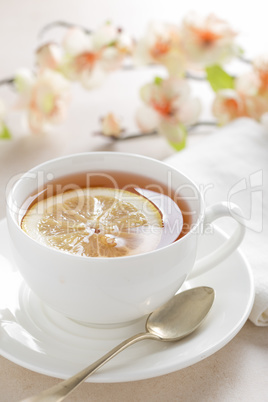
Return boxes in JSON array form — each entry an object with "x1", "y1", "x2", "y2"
[{"x1": 188, "y1": 202, "x2": 246, "y2": 280}]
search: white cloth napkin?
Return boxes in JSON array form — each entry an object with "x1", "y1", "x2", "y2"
[{"x1": 164, "y1": 118, "x2": 268, "y2": 326}]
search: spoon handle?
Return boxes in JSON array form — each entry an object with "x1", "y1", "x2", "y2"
[{"x1": 21, "y1": 331, "x2": 159, "y2": 402}]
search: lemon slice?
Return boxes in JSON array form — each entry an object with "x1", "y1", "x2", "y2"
[{"x1": 21, "y1": 187, "x2": 163, "y2": 257}]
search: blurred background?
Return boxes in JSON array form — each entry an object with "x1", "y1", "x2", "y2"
[{"x1": 1, "y1": 0, "x2": 267, "y2": 76}]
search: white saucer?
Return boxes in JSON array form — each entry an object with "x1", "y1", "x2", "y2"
[{"x1": 0, "y1": 219, "x2": 254, "y2": 383}]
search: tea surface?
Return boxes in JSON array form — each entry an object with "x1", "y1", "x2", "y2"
[{"x1": 21, "y1": 171, "x2": 192, "y2": 257}]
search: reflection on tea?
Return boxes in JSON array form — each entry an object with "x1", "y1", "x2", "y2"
[{"x1": 21, "y1": 171, "x2": 192, "y2": 257}]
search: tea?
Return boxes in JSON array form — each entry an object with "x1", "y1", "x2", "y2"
[{"x1": 21, "y1": 170, "x2": 192, "y2": 257}]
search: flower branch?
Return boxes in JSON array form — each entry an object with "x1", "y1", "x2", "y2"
[
  {"x1": 97, "y1": 120, "x2": 217, "y2": 141},
  {"x1": 1, "y1": 12, "x2": 268, "y2": 149},
  {"x1": 38, "y1": 20, "x2": 92, "y2": 38},
  {"x1": 238, "y1": 54, "x2": 253, "y2": 65},
  {"x1": 0, "y1": 77, "x2": 15, "y2": 86}
]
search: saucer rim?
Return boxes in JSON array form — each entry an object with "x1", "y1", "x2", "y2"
[{"x1": 0, "y1": 218, "x2": 255, "y2": 382}]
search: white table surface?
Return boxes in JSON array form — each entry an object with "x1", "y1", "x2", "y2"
[{"x1": 0, "y1": 1, "x2": 268, "y2": 401}]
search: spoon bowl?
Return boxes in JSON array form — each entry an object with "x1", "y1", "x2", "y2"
[
  {"x1": 21, "y1": 286, "x2": 215, "y2": 402},
  {"x1": 147, "y1": 286, "x2": 215, "y2": 340}
]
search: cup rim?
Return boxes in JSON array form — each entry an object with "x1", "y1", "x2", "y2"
[{"x1": 7, "y1": 151, "x2": 205, "y2": 261}]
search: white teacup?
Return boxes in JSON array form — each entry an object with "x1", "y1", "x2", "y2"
[{"x1": 6, "y1": 152, "x2": 245, "y2": 326}]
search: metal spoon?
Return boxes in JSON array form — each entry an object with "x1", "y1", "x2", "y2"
[{"x1": 21, "y1": 286, "x2": 215, "y2": 402}]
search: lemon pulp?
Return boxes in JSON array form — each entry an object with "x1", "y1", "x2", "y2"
[{"x1": 21, "y1": 187, "x2": 163, "y2": 257}]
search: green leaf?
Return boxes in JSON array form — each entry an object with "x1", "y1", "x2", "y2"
[
  {"x1": 0, "y1": 124, "x2": 11, "y2": 140},
  {"x1": 159, "y1": 121, "x2": 187, "y2": 151},
  {"x1": 205, "y1": 65, "x2": 235, "y2": 92},
  {"x1": 171, "y1": 123, "x2": 187, "y2": 151},
  {"x1": 237, "y1": 46, "x2": 245, "y2": 56},
  {"x1": 108, "y1": 40, "x2": 117, "y2": 47},
  {"x1": 169, "y1": 135, "x2": 186, "y2": 151},
  {"x1": 154, "y1": 76, "x2": 163, "y2": 85}
]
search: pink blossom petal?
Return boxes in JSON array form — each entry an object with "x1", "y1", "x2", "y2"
[
  {"x1": 244, "y1": 95, "x2": 268, "y2": 120},
  {"x1": 62, "y1": 27, "x2": 91, "y2": 55},
  {"x1": 161, "y1": 78, "x2": 190, "y2": 101},
  {"x1": 235, "y1": 72, "x2": 260, "y2": 96},
  {"x1": 100, "y1": 47, "x2": 123, "y2": 71},
  {"x1": 36, "y1": 43, "x2": 62, "y2": 70},
  {"x1": 140, "y1": 83, "x2": 156, "y2": 105},
  {"x1": 117, "y1": 32, "x2": 133, "y2": 54},
  {"x1": 101, "y1": 113, "x2": 122, "y2": 137},
  {"x1": 28, "y1": 109, "x2": 45, "y2": 134},
  {"x1": 14, "y1": 69, "x2": 35, "y2": 94},
  {"x1": 253, "y1": 54, "x2": 268, "y2": 74},
  {"x1": 133, "y1": 39, "x2": 153, "y2": 66},
  {"x1": 161, "y1": 50, "x2": 186, "y2": 77},
  {"x1": 80, "y1": 65, "x2": 107, "y2": 89},
  {"x1": 136, "y1": 105, "x2": 160, "y2": 133},
  {"x1": 92, "y1": 24, "x2": 118, "y2": 49},
  {"x1": 177, "y1": 97, "x2": 201, "y2": 125}
]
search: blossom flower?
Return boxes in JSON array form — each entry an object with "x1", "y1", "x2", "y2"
[
  {"x1": 253, "y1": 54, "x2": 268, "y2": 93},
  {"x1": 180, "y1": 13, "x2": 238, "y2": 67},
  {"x1": 3, "y1": 16, "x2": 268, "y2": 145},
  {"x1": 212, "y1": 89, "x2": 246, "y2": 125},
  {"x1": 0, "y1": 99, "x2": 11, "y2": 139},
  {"x1": 236, "y1": 73, "x2": 268, "y2": 121},
  {"x1": 134, "y1": 22, "x2": 186, "y2": 77},
  {"x1": 101, "y1": 113, "x2": 123, "y2": 137},
  {"x1": 37, "y1": 23, "x2": 133, "y2": 89},
  {"x1": 212, "y1": 54, "x2": 268, "y2": 124},
  {"x1": 15, "y1": 68, "x2": 70, "y2": 134},
  {"x1": 241, "y1": 55, "x2": 268, "y2": 120},
  {"x1": 136, "y1": 77, "x2": 201, "y2": 149}
]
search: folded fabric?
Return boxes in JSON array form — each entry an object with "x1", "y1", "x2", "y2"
[{"x1": 164, "y1": 118, "x2": 268, "y2": 326}]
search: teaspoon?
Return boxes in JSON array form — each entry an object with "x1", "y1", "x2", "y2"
[{"x1": 21, "y1": 286, "x2": 215, "y2": 402}]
